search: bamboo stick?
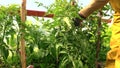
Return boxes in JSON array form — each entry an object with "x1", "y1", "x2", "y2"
[{"x1": 20, "y1": 0, "x2": 26, "y2": 68}]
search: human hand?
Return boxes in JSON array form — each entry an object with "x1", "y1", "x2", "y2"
[
  {"x1": 73, "y1": 13, "x2": 86, "y2": 27},
  {"x1": 27, "y1": 65, "x2": 34, "y2": 68},
  {"x1": 73, "y1": 17, "x2": 82, "y2": 26}
]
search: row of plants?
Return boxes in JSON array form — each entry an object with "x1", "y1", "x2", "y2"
[
  {"x1": 0, "y1": 0, "x2": 112, "y2": 68},
  {"x1": 0, "y1": 4, "x2": 21, "y2": 68}
]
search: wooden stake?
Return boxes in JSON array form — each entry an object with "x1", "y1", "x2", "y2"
[
  {"x1": 20, "y1": 0, "x2": 26, "y2": 68},
  {"x1": 95, "y1": 10, "x2": 102, "y2": 68}
]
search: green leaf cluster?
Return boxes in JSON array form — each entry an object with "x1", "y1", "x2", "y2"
[{"x1": 0, "y1": 1, "x2": 112, "y2": 68}]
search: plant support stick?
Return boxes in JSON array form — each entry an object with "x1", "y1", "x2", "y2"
[
  {"x1": 96, "y1": 10, "x2": 102, "y2": 68},
  {"x1": 20, "y1": 0, "x2": 26, "y2": 68}
]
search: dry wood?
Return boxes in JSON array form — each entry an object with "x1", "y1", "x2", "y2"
[{"x1": 20, "y1": 0, "x2": 26, "y2": 68}]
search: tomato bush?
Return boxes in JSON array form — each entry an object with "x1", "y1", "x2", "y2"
[
  {"x1": 0, "y1": 5, "x2": 21, "y2": 68},
  {"x1": 0, "y1": 1, "x2": 112, "y2": 68}
]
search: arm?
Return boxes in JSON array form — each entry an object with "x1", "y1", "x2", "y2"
[{"x1": 79, "y1": 0, "x2": 110, "y2": 18}]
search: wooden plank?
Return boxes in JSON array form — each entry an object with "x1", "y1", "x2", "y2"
[
  {"x1": 20, "y1": 0, "x2": 26, "y2": 68},
  {"x1": 27, "y1": 10, "x2": 54, "y2": 18},
  {"x1": 26, "y1": 10, "x2": 111, "y2": 23}
]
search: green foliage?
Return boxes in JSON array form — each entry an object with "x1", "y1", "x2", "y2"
[
  {"x1": 0, "y1": 5, "x2": 21, "y2": 68},
  {"x1": 0, "y1": 1, "x2": 112, "y2": 68},
  {"x1": 25, "y1": 0, "x2": 112, "y2": 68}
]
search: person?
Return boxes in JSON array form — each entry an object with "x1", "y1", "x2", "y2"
[{"x1": 74, "y1": 0, "x2": 120, "y2": 68}]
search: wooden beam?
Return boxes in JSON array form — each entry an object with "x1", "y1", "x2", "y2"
[
  {"x1": 26, "y1": 10, "x2": 112, "y2": 23},
  {"x1": 27, "y1": 10, "x2": 54, "y2": 18},
  {"x1": 20, "y1": 0, "x2": 26, "y2": 68}
]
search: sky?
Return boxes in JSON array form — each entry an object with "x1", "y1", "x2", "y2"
[
  {"x1": 0, "y1": 0, "x2": 90, "y2": 22},
  {"x1": 0, "y1": 0, "x2": 90, "y2": 11}
]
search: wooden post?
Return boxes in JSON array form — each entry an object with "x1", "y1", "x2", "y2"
[
  {"x1": 20, "y1": 0, "x2": 26, "y2": 68},
  {"x1": 95, "y1": 10, "x2": 102, "y2": 68},
  {"x1": 71, "y1": 0, "x2": 76, "y2": 5}
]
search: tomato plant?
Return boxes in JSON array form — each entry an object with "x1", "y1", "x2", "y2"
[
  {"x1": 0, "y1": 1, "x2": 112, "y2": 68},
  {"x1": 0, "y1": 5, "x2": 21, "y2": 68},
  {"x1": 25, "y1": 0, "x2": 112, "y2": 68}
]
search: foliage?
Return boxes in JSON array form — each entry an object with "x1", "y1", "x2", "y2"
[
  {"x1": 0, "y1": 1, "x2": 112, "y2": 68},
  {"x1": 25, "y1": 0, "x2": 112, "y2": 68},
  {"x1": 0, "y1": 5, "x2": 21, "y2": 68}
]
